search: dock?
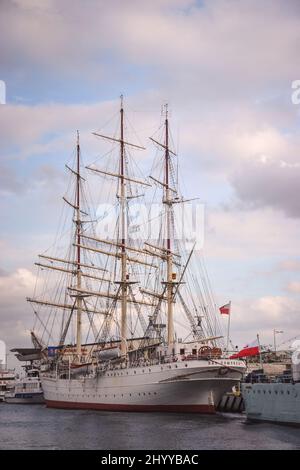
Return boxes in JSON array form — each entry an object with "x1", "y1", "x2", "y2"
[{"x1": 217, "y1": 393, "x2": 244, "y2": 413}]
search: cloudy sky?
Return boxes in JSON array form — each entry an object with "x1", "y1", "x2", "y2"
[{"x1": 1, "y1": 0, "x2": 300, "y2": 362}]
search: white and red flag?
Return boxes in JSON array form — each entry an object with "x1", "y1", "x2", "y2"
[
  {"x1": 230, "y1": 338, "x2": 260, "y2": 359},
  {"x1": 219, "y1": 302, "x2": 231, "y2": 315}
]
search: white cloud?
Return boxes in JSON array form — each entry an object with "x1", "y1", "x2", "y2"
[
  {"x1": 205, "y1": 207, "x2": 300, "y2": 260},
  {"x1": 280, "y1": 259, "x2": 300, "y2": 271},
  {"x1": 231, "y1": 295, "x2": 300, "y2": 347},
  {"x1": 0, "y1": 268, "x2": 36, "y2": 347},
  {"x1": 287, "y1": 281, "x2": 300, "y2": 293},
  {"x1": 1, "y1": 0, "x2": 300, "y2": 97}
]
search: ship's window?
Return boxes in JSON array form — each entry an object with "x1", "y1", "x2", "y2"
[
  {"x1": 287, "y1": 391, "x2": 290, "y2": 394},
  {"x1": 134, "y1": 371, "x2": 136, "y2": 374},
  {"x1": 281, "y1": 391, "x2": 284, "y2": 395},
  {"x1": 180, "y1": 349, "x2": 185, "y2": 355},
  {"x1": 185, "y1": 364, "x2": 188, "y2": 367},
  {"x1": 269, "y1": 390, "x2": 271, "y2": 394},
  {"x1": 143, "y1": 393, "x2": 145, "y2": 396},
  {"x1": 192, "y1": 349, "x2": 197, "y2": 355},
  {"x1": 149, "y1": 369, "x2": 151, "y2": 372},
  {"x1": 275, "y1": 391, "x2": 278, "y2": 394}
]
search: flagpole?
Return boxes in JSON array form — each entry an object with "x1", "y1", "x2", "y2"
[
  {"x1": 226, "y1": 301, "x2": 231, "y2": 354},
  {"x1": 257, "y1": 333, "x2": 263, "y2": 371}
]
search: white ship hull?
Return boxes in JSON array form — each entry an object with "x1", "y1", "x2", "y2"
[
  {"x1": 242, "y1": 382, "x2": 300, "y2": 425},
  {"x1": 42, "y1": 359, "x2": 245, "y2": 413}
]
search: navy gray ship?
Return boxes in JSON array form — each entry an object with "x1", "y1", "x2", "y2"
[{"x1": 242, "y1": 361, "x2": 300, "y2": 425}]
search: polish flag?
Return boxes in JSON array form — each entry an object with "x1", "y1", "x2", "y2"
[
  {"x1": 230, "y1": 338, "x2": 260, "y2": 359},
  {"x1": 219, "y1": 302, "x2": 231, "y2": 315}
]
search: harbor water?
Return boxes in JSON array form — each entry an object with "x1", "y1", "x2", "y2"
[{"x1": 0, "y1": 404, "x2": 299, "y2": 450}]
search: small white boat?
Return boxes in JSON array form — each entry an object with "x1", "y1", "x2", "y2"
[
  {"x1": 5, "y1": 368, "x2": 44, "y2": 404},
  {"x1": 0, "y1": 369, "x2": 15, "y2": 402}
]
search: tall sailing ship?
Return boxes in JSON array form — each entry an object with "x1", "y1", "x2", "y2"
[{"x1": 27, "y1": 98, "x2": 246, "y2": 412}]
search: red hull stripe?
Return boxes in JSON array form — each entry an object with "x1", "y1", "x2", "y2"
[{"x1": 45, "y1": 400, "x2": 215, "y2": 414}]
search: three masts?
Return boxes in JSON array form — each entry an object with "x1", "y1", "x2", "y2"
[
  {"x1": 26, "y1": 98, "x2": 247, "y2": 412},
  {"x1": 28, "y1": 98, "x2": 188, "y2": 365}
]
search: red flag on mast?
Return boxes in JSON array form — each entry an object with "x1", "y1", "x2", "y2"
[{"x1": 219, "y1": 302, "x2": 231, "y2": 315}]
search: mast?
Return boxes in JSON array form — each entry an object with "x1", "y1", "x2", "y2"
[
  {"x1": 75, "y1": 131, "x2": 82, "y2": 359},
  {"x1": 164, "y1": 105, "x2": 174, "y2": 347},
  {"x1": 120, "y1": 95, "x2": 128, "y2": 357}
]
